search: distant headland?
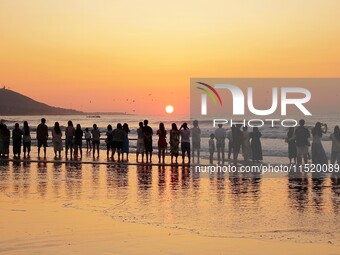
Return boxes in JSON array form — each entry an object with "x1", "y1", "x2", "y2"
[{"x1": 0, "y1": 88, "x2": 126, "y2": 116}]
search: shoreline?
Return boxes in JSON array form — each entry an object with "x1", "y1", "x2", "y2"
[{"x1": 0, "y1": 195, "x2": 338, "y2": 255}]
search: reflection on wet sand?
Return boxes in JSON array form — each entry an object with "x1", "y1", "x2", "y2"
[
  {"x1": 331, "y1": 176, "x2": 340, "y2": 213},
  {"x1": 0, "y1": 162, "x2": 339, "y2": 243},
  {"x1": 37, "y1": 161, "x2": 48, "y2": 198},
  {"x1": 288, "y1": 173, "x2": 309, "y2": 212},
  {"x1": 65, "y1": 162, "x2": 82, "y2": 199}
]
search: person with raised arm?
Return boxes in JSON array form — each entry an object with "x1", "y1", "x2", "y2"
[
  {"x1": 179, "y1": 123, "x2": 190, "y2": 164},
  {"x1": 311, "y1": 122, "x2": 328, "y2": 165}
]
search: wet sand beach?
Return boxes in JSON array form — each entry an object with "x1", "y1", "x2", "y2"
[{"x1": 0, "y1": 146, "x2": 340, "y2": 254}]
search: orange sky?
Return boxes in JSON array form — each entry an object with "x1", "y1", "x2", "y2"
[{"x1": 1, "y1": 0, "x2": 340, "y2": 115}]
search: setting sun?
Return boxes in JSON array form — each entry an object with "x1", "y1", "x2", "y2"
[{"x1": 165, "y1": 105, "x2": 174, "y2": 114}]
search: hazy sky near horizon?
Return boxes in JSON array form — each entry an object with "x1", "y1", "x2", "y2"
[{"x1": 1, "y1": 0, "x2": 340, "y2": 115}]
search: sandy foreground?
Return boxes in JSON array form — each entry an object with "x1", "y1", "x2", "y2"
[{"x1": 0, "y1": 194, "x2": 338, "y2": 255}]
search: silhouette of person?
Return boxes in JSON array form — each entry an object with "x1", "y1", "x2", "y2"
[
  {"x1": 242, "y1": 126, "x2": 251, "y2": 161},
  {"x1": 209, "y1": 134, "x2": 215, "y2": 164},
  {"x1": 12, "y1": 123, "x2": 23, "y2": 157},
  {"x1": 295, "y1": 119, "x2": 310, "y2": 165},
  {"x1": 36, "y1": 118, "x2": 48, "y2": 158},
  {"x1": 74, "y1": 124, "x2": 83, "y2": 158},
  {"x1": 286, "y1": 127, "x2": 297, "y2": 164},
  {"x1": 231, "y1": 124, "x2": 243, "y2": 163},
  {"x1": 22, "y1": 121, "x2": 31, "y2": 158},
  {"x1": 157, "y1": 123, "x2": 167, "y2": 164},
  {"x1": 227, "y1": 126, "x2": 234, "y2": 160},
  {"x1": 0, "y1": 123, "x2": 4, "y2": 157},
  {"x1": 214, "y1": 124, "x2": 226, "y2": 164},
  {"x1": 142, "y1": 120, "x2": 153, "y2": 163},
  {"x1": 112, "y1": 123, "x2": 126, "y2": 162},
  {"x1": 191, "y1": 120, "x2": 201, "y2": 164},
  {"x1": 169, "y1": 123, "x2": 180, "y2": 164},
  {"x1": 250, "y1": 127, "x2": 263, "y2": 162},
  {"x1": 136, "y1": 122, "x2": 144, "y2": 163},
  {"x1": 179, "y1": 122, "x2": 190, "y2": 164},
  {"x1": 91, "y1": 124, "x2": 100, "y2": 157},
  {"x1": 106, "y1": 124, "x2": 113, "y2": 158},
  {"x1": 311, "y1": 122, "x2": 328, "y2": 165},
  {"x1": 122, "y1": 123, "x2": 130, "y2": 161},
  {"x1": 65, "y1": 120, "x2": 75, "y2": 159},
  {"x1": 330, "y1": 126, "x2": 340, "y2": 165},
  {"x1": 84, "y1": 128, "x2": 92, "y2": 151},
  {"x1": 52, "y1": 122, "x2": 63, "y2": 158}
]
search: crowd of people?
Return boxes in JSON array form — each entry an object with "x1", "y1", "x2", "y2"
[
  {"x1": 285, "y1": 119, "x2": 340, "y2": 166},
  {"x1": 0, "y1": 118, "x2": 340, "y2": 166}
]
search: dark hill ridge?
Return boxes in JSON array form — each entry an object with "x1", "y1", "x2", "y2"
[{"x1": 0, "y1": 88, "x2": 83, "y2": 115}]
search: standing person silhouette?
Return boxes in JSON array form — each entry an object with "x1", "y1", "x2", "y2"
[
  {"x1": 65, "y1": 120, "x2": 75, "y2": 159},
  {"x1": 286, "y1": 127, "x2": 297, "y2": 164},
  {"x1": 214, "y1": 124, "x2": 226, "y2": 164},
  {"x1": 74, "y1": 124, "x2": 83, "y2": 158},
  {"x1": 52, "y1": 122, "x2": 63, "y2": 158},
  {"x1": 330, "y1": 126, "x2": 340, "y2": 165},
  {"x1": 169, "y1": 123, "x2": 180, "y2": 164},
  {"x1": 311, "y1": 122, "x2": 328, "y2": 165},
  {"x1": 157, "y1": 123, "x2": 167, "y2": 164},
  {"x1": 232, "y1": 125, "x2": 243, "y2": 163},
  {"x1": 250, "y1": 127, "x2": 263, "y2": 162},
  {"x1": 179, "y1": 123, "x2": 190, "y2": 164},
  {"x1": 136, "y1": 122, "x2": 145, "y2": 163},
  {"x1": 122, "y1": 123, "x2": 130, "y2": 161},
  {"x1": 0, "y1": 123, "x2": 4, "y2": 157},
  {"x1": 84, "y1": 128, "x2": 92, "y2": 151},
  {"x1": 295, "y1": 119, "x2": 310, "y2": 165},
  {"x1": 191, "y1": 120, "x2": 201, "y2": 164},
  {"x1": 12, "y1": 123, "x2": 23, "y2": 158},
  {"x1": 2, "y1": 125, "x2": 10, "y2": 157},
  {"x1": 106, "y1": 125, "x2": 113, "y2": 158},
  {"x1": 112, "y1": 123, "x2": 126, "y2": 162},
  {"x1": 242, "y1": 126, "x2": 251, "y2": 161},
  {"x1": 209, "y1": 134, "x2": 215, "y2": 164},
  {"x1": 142, "y1": 120, "x2": 153, "y2": 163},
  {"x1": 22, "y1": 121, "x2": 32, "y2": 158},
  {"x1": 36, "y1": 118, "x2": 48, "y2": 158},
  {"x1": 227, "y1": 126, "x2": 234, "y2": 160},
  {"x1": 91, "y1": 124, "x2": 100, "y2": 157}
]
